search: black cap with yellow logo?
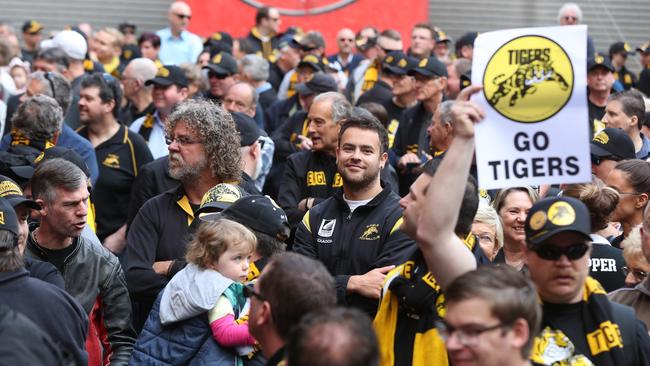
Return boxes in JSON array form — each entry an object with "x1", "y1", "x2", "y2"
[
  {"x1": 203, "y1": 52, "x2": 238, "y2": 76},
  {"x1": 145, "y1": 65, "x2": 188, "y2": 87},
  {"x1": 382, "y1": 51, "x2": 413, "y2": 76},
  {"x1": 636, "y1": 42, "x2": 650, "y2": 54},
  {"x1": 0, "y1": 197, "x2": 20, "y2": 246},
  {"x1": 408, "y1": 57, "x2": 448, "y2": 78},
  {"x1": 609, "y1": 42, "x2": 634, "y2": 57},
  {"x1": 590, "y1": 128, "x2": 635, "y2": 160},
  {"x1": 587, "y1": 53, "x2": 614, "y2": 73},
  {"x1": 0, "y1": 175, "x2": 39, "y2": 210},
  {"x1": 297, "y1": 54, "x2": 326, "y2": 72},
  {"x1": 22, "y1": 20, "x2": 43, "y2": 34},
  {"x1": 525, "y1": 196, "x2": 591, "y2": 246}
]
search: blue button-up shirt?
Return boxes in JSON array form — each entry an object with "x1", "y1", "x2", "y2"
[
  {"x1": 156, "y1": 28, "x2": 203, "y2": 65},
  {"x1": 130, "y1": 111, "x2": 168, "y2": 159}
]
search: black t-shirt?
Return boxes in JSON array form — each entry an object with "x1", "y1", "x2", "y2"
[
  {"x1": 588, "y1": 98, "x2": 606, "y2": 137},
  {"x1": 78, "y1": 124, "x2": 153, "y2": 241},
  {"x1": 638, "y1": 67, "x2": 650, "y2": 98},
  {"x1": 589, "y1": 243, "x2": 626, "y2": 292},
  {"x1": 382, "y1": 99, "x2": 407, "y2": 149},
  {"x1": 34, "y1": 240, "x2": 78, "y2": 274},
  {"x1": 542, "y1": 301, "x2": 591, "y2": 357},
  {"x1": 268, "y1": 62, "x2": 285, "y2": 92}
]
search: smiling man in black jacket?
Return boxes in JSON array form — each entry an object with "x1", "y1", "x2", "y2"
[{"x1": 294, "y1": 113, "x2": 416, "y2": 317}]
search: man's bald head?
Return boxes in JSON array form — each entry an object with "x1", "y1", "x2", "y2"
[
  {"x1": 336, "y1": 28, "x2": 355, "y2": 56},
  {"x1": 168, "y1": 1, "x2": 192, "y2": 32},
  {"x1": 223, "y1": 82, "x2": 258, "y2": 117}
]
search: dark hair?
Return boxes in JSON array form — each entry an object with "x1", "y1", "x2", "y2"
[
  {"x1": 0, "y1": 242, "x2": 22, "y2": 272},
  {"x1": 31, "y1": 158, "x2": 87, "y2": 204},
  {"x1": 252, "y1": 230, "x2": 286, "y2": 258},
  {"x1": 137, "y1": 32, "x2": 161, "y2": 48},
  {"x1": 608, "y1": 89, "x2": 646, "y2": 129},
  {"x1": 413, "y1": 23, "x2": 435, "y2": 39},
  {"x1": 563, "y1": 179, "x2": 619, "y2": 231},
  {"x1": 614, "y1": 159, "x2": 650, "y2": 195},
  {"x1": 80, "y1": 73, "x2": 122, "y2": 118},
  {"x1": 338, "y1": 114, "x2": 389, "y2": 154},
  {"x1": 446, "y1": 265, "x2": 541, "y2": 359},
  {"x1": 288, "y1": 307, "x2": 379, "y2": 366},
  {"x1": 255, "y1": 7, "x2": 271, "y2": 25},
  {"x1": 422, "y1": 160, "x2": 479, "y2": 236},
  {"x1": 236, "y1": 37, "x2": 255, "y2": 55},
  {"x1": 258, "y1": 252, "x2": 336, "y2": 340},
  {"x1": 358, "y1": 102, "x2": 388, "y2": 129},
  {"x1": 35, "y1": 47, "x2": 69, "y2": 72},
  {"x1": 379, "y1": 29, "x2": 401, "y2": 42}
]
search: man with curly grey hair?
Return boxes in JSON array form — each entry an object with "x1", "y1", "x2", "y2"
[{"x1": 124, "y1": 98, "x2": 242, "y2": 332}]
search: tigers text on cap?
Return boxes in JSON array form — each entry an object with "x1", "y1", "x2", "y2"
[
  {"x1": 203, "y1": 52, "x2": 238, "y2": 76},
  {"x1": 0, "y1": 175, "x2": 39, "y2": 210},
  {"x1": 525, "y1": 196, "x2": 591, "y2": 246},
  {"x1": 22, "y1": 20, "x2": 43, "y2": 34},
  {"x1": 232, "y1": 112, "x2": 261, "y2": 147},
  {"x1": 590, "y1": 128, "x2": 636, "y2": 160},
  {"x1": 197, "y1": 183, "x2": 245, "y2": 216},
  {"x1": 40, "y1": 30, "x2": 87, "y2": 60},
  {"x1": 0, "y1": 197, "x2": 20, "y2": 243},
  {"x1": 408, "y1": 57, "x2": 448, "y2": 78},
  {"x1": 145, "y1": 65, "x2": 188, "y2": 88},
  {"x1": 587, "y1": 53, "x2": 614, "y2": 73},
  {"x1": 382, "y1": 51, "x2": 413, "y2": 76},
  {"x1": 295, "y1": 73, "x2": 338, "y2": 96},
  {"x1": 609, "y1": 42, "x2": 634, "y2": 57},
  {"x1": 219, "y1": 195, "x2": 290, "y2": 240}
]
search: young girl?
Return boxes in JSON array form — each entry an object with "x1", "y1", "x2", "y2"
[{"x1": 131, "y1": 218, "x2": 258, "y2": 366}]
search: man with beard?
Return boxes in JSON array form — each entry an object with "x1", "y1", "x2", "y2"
[
  {"x1": 124, "y1": 98, "x2": 242, "y2": 332},
  {"x1": 294, "y1": 113, "x2": 416, "y2": 317}
]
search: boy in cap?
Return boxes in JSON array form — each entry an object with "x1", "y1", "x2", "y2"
[
  {"x1": 609, "y1": 42, "x2": 636, "y2": 90},
  {"x1": 130, "y1": 64, "x2": 189, "y2": 158},
  {"x1": 21, "y1": 20, "x2": 43, "y2": 63}
]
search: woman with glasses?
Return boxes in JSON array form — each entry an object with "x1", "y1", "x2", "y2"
[
  {"x1": 604, "y1": 159, "x2": 650, "y2": 248},
  {"x1": 563, "y1": 180, "x2": 626, "y2": 292},
  {"x1": 471, "y1": 204, "x2": 503, "y2": 261},
  {"x1": 618, "y1": 225, "x2": 650, "y2": 288}
]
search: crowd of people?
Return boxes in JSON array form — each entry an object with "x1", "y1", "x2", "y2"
[{"x1": 1, "y1": 1, "x2": 650, "y2": 365}]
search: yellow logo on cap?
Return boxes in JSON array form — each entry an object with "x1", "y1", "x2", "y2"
[
  {"x1": 34, "y1": 151, "x2": 45, "y2": 163},
  {"x1": 303, "y1": 55, "x2": 319, "y2": 64},
  {"x1": 419, "y1": 58, "x2": 428, "y2": 68},
  {"x1": 547, "y1": 201, "x2": 576, "y2": 226},
  {"x1": 529, "y1": 211, "x2": 547, "y2": 231},
  {"x1": 385, "y1": 56, "x2": 394, "y2": 64},
  {"x1": 212, "y1": 54, "x2": 222, "y2": 64},
  {"x1": 211, "y1": 32, "x2": 222, "y2": 41},
  {"x1": 624, "y1": 43, "x2": 631, "y2": 52},
  {"x1": 398, "y1": 59, "x2": 407, "y2": 68},
  {"x1": 595, "y1": 55, "x2": 604, "y2": 64},
  {"x1": 0, "y1": 181, "x2": 23, "y2": 197},
  {"x1": 0, "y1": 212, "x2": 4, "y2": 225},
  {"x1": 483, "y1": 35, "x2": 573, "y2": 123},
  {"x1": 158, "y1": 67, "x2": 170, "y2": 78},
  {"x1": 593, "y1": 131, "x2": 609, "y2": 145}
]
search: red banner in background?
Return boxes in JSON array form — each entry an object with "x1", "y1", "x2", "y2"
[{"x1": 187, "y1": 0, "x2": 428, "y2": 55}]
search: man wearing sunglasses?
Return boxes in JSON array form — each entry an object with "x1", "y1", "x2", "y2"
[
  {"x1": 156, "y1": 1, "x2": 202, "y2": 65},
  {"x1": 203, "y1": 52, "x2": 239, "y2": 103},
  {"x1": 327, "y1": 28, "x2": 363, "y2": 77},
  {"x1": 525, "y1": 195, "x2": 650, "y2": 365},
  {"x1": 590, "y1": 127, "x2": 636, "y2": 180}
]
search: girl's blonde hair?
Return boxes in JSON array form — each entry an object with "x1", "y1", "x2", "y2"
[{"x1": 185, "y1": 219, "x2": 257, "y2": 268}]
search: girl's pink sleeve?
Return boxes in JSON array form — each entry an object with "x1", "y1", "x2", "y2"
[{"x1": 210, "y1": 314, "x2": 257, "y2": 347}]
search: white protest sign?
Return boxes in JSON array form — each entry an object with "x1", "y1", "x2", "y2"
[{"x1": 471, "y1": 25, "x2": 591, "y2": 190}]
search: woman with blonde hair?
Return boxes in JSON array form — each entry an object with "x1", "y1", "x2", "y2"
[{"x1": 471, "y1": 204, "x2": 503, "y2": 261}]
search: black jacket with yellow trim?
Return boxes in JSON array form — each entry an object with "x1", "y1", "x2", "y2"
[{"x1": 293, "y1": 185, "x2": 417, "y2": 316}]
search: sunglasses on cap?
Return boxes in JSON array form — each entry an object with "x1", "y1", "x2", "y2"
[
  {"x1": 591, "y1": 154, "x2": 622, "y2": 166},
  {"x1": 529, "y1": 242, "x2": 590, "y2": 260}
]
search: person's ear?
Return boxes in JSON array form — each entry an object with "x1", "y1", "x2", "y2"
[
  {"x1": 35, "y1": 199, "x2": 47, "y2": 217},
  {"x1": 635, "y1": 193, "x2": 648, "y2": 209},
  {"x1": 509, "y1": 318, "x2": 530, "y2": 350}
]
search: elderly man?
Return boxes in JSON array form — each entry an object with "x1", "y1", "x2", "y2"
[
  {"x1": 156, "y1": 1, "x2": 202, "y2": 65},
  {"x1": 558, "y1": 2, "x2": 595, "y2": 57},
  {"x1": 124, "y1": 99, "x2": 242, "y2": 331},
  {"x1": 328, "y1": 28, "x2": 363, "y2": 76},
  {"x1": 120, "y1": 58, "x2": 157, "y2": 125},
  {"x1": 26, "y1": 158, "x2": 136, "y2": 365},
  {"x1": 240, "y1": 54, "x2": 277, "y2": 110}
]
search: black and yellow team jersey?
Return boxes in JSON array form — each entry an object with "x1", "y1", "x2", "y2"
[
  {"x1": 77, "y1": 124, "x2": 153, "y2": 241},
  {"x1": 614, "y1": 65, "x2": 637, "y2": 91},
  {"x1": 392, "y1": 102, "x2": 433, "y2": 195},
  {"x1": 382, "y1": 99, "x2": 408, "y2": 149},
  {"x1": 588, "y1": 99, "x2": 606, "y2": 137},
  {"x1": 276, "y1": 150, "x2": 343, "y2": 228},
  {"x1": 270, "y1": 110, "x2": 309, "y2": 162},
  {"x1": 638, "y1": 67, "x2": 650, "y2": 98}
]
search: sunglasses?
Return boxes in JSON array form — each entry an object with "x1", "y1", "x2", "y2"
[
  {"x1": 208, "y1": 72, "x2": 229, "y2": 80},
  {"x1": 243, "y1": 283, "x2": 265, "y2": 301},
  {"x1": 591, "y1": 154, "x2": 622, "y2": 166},
  {"x1": 99, "y1": 73, "x2": 120, "y2": 104},
  {"x1": 530, "y1": 242, "x2": 590, "y2": 260},
  {"x1": 174, "y1": 13, "x2": 192, "y2": 20}
]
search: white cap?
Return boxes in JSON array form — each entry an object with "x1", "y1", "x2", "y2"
[{"x1": 41, "y1": 30, "x2": 87, "y2": 60}]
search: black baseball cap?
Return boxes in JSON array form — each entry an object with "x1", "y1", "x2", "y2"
[
  {"x1": 295, "y1": 73, "x2": 338, "y2": 96},
  {"x1": 197, "y1": 183, "x2": 246, "y2": 216},
  {"x1": 356, "y1": 36, "x2": 377, "y2": 52},
  {"x1": 118, "y1": 22, "x2": 136, "y2": 35},
  {"x1": 206, "y1": 31, "x2": 233, "y2": 47},
  {"x1": 434, "y1": 27, "x2": 452, "y2": 43},
  {"x1": 0, "y1": 175, "x2": 39, "y2": 210},
  {"x1": 145, "y1": 65, "x2": 189, "y2": 88},
  {"x1": 34, "y1": 147, "x2": 91, "y2": 179},
  {"x1": 525, "y1": 196, "x2": 591, "y2": 246},
  {"x1": 232, "y1": 112, "x2": 261, "y2": 147},
  {"x1": 636, "y1": 42, "x2": 650, "y2": 54},
  {"x1": 297, "y1": 55, "x2": 325, "y2": 72},
  {"x1": 455, "y1": 32, "x2": 478, "y2": 54},
  {"x1": 278, "y1": 34, "x2": 302, "y2": 50},
  {"x1": 22, "y1": 20, "x2": 43, "y2": 34},
  {"x1": 203, "y1": 52, "x2": 238, "y2": 76},
  {"x1": 408, "y1": 57, "x2": 448, "y2": 78},
  {"x1": 460, "y1": 71, "x2": 472, "y2": 91},
  {"x1": 0, "y1": 198, "x2": 20, "y2": 249},
  {"x1": 219, "y1": 195, "x2": 290, "y2": 241},
  {"x1": 590, "y1": 128, "x2": 636, "y2": 160},
  {"x1": 382, "y1": 51, "x2": 412, "y2": 75},
  {"x1": 587, "y1": 54, "x2": 615, "y2": 73},
  {"x1": 609, "y1": 42, "x2": 634, "y2": 57}
]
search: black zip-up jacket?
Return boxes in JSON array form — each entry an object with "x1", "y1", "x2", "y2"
[
  {"x1": 293, "y1": 186, "x2": 417, "y2": 317},
  {"x1": 277, "y1": 150, "x2": 342, "y2": 228},
  {"x1": 25, "y1": 230, "x2": 136, "y2": 365}
]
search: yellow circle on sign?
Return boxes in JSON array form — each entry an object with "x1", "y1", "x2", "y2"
[
  {"x1": 547, "y1": 201, "x2": 576, "y2": 226},
  {"x1": 528, "y1": 211, "x2": 547, "y2": 231},
  {"x1": 483, "y1": 35, "x2": 574, "y2": 123}
]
